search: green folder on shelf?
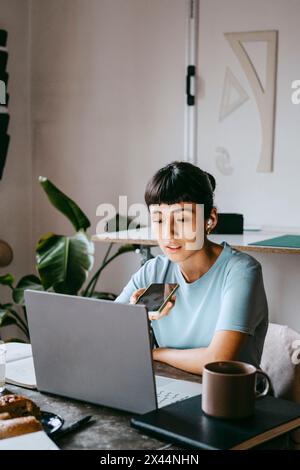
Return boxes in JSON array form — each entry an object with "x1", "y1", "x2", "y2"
[{"x1": 248, "y1": 234, "x2": 300, "y2": 249}]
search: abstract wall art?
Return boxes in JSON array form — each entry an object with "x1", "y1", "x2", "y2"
[{"x1": 224, "y1": 30, "x2": 278, "y2": 173}]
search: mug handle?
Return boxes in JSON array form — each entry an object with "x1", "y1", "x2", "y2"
[{"x1": 255, "y1": 369, "x2": 272, "y2": 399}]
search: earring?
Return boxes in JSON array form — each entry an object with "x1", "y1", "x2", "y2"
[{"x1": 206, "y1": 220, "x2": 212, "y2": 235}]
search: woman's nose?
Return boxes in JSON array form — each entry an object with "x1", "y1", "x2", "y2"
[{"x1": 163, "y1": 217, "x2": 177, "y2": 239}]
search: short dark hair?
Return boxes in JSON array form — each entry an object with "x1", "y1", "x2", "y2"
[{"x1": 144, "y1": 160, "x2": 216, "y2": 219}]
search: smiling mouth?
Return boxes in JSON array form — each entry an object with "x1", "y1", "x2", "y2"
[{"x1": 165, "y1": 244, "x2": 182, "y2": 252}]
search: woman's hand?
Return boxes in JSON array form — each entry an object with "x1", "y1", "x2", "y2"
[
  {"x1": 130, "y1": 288, "x2": 147, "y2": 305},
  {"x1": 148, "y1": 294, "x2": 176, "y2": 320},
  {"x1": 130, "y1": 288, "x2": 176, "y2": 321}
]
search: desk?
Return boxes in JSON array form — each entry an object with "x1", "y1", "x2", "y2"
[
  {"x1": 92, "y1": 226, "x2": 300, "y2": 255},
  {"x1": 4, "y1": 361, "x2": 289, "y2": 450},
  {"x1": 4, "y1": 362, "x2": 200, "y2": 450},
  {"x1": 93, "y1": 227, "x2": 300, "y2": 332}
]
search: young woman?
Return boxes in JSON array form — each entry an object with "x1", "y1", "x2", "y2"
[{"x1": 115, "y1": 161, "x2": 269, "y2": 375}]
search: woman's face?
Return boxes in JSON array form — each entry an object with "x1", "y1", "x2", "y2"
[{"x1": 150, "y1": 201, "x2": 206, "y2": 261}]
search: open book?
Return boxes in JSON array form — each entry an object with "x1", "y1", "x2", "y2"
[{"x1": 5, "y1": 342, "x2": 37, "y2": 390}]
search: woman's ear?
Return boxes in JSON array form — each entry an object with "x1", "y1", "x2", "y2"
[{"x1": 206, "y1": 208, "x2": 218, "y2": 234}]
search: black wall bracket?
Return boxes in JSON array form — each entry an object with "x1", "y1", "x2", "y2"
[
  {"x1": 186, "y1": 65, "x2": 196, "y2": 106},
  {"x1": 0, "y1": 29, "x2": 10, "y2": 180}
]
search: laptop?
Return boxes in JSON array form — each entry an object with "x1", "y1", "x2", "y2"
[{"x1": 24, "y1": 290, "x2": 202, "y2": 414}]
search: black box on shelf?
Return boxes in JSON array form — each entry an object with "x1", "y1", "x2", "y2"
[
  {"x1": 211, "y1": 213, "x2": 244, "y2": 234},
  {"x1": 0, "y1": 71, "x2": 9, "y2": 86},
  {"x1": 0, "y1": 50, "x2": 8, "y2": 71},
  {"x1": 0, "y1": 30, "x2": 7, "y2": 47},
  {"x1": 0, "y1": 133, "x2": 10, "y2": 179},
  {"x1": 0, "y1": 113, "x2": 9, "y2": 133}
]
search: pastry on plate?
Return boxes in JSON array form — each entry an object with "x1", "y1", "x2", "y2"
[
  {"x1": 0, "y1": 416, "x2": 42, "y2": 440},
  {"x1": 0, "y1": 394, "x2": 41, "y2": 419}
]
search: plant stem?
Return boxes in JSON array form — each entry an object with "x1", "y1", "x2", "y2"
[
  {"x1": 83, "y1": 249, "x2": 123, "y2": 297},
  {"x1": 12, "y1": 318, "x2": 29, "y2": 339},
  {"x1": 89, "y1": 242, "x2": 113, "y2": 293},
  {"x1": 88, "y1": 243, "x2": 114, "y2": 295},
  {"x1": 82, "y1": 243, "x2": 113, "y2": 297},
  {"x1": 22, "y1": 306, "x2": 28, "y2": 323},
  {"x1": 102, "y1": 242, "x2": 113, "y2": 265},
  {"x1": 8, "y1": 310, "x2": 29, "y2": 337},
  {"x1": 17, "y1": 323, "x2": 29, "y2": 339},
  {"x1": 87, "y1": 273, "x2": 98, "y2": 297},
  {"x1": 9, "y1": 309, "x2": 29, "y2": 334}
]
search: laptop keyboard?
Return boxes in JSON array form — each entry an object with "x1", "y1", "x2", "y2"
[{"x1": 156, "y1": 388, "x2": 191, "y2": 408}]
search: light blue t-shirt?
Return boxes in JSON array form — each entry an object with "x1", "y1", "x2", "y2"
[{"x1": 114, "y1": 241, "x2": 269, "y2": 368}]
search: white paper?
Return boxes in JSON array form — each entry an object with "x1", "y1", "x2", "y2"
[
  {"x1": 0, "y1": 431, "x2": 59, "y2": 450},
  {"x1": 5, "y1": 357, "x2": 37, "y2": 389},
  {"x1": 5, "y1": 342, "x2": 33, "y2": 363},
  {"x1": 3, "y1": 342, "x2": 37, "y2": 389}
]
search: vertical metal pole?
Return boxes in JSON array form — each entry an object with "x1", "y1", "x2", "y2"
[{"x1": 184, "y1": 0, "x2": 199, "y2": 164}]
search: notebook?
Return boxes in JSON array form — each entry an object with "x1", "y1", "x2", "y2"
[
  {"x1": 4, "y1": 342, "x2": 37, "y2": 389},
  {"x1": 131, "y1": 395, "x2": 300, "y2": 450},
  {"x1": 248, "y1": 234, "x2": 300, "y2": 249}
]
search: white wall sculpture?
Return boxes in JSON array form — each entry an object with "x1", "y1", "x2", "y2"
[
  {"x1": 219, "y1": 66, "x2": 249, "y2": 122},
  {"x1": 224, "y1": 30, "x2": 278, "y2": 173}
]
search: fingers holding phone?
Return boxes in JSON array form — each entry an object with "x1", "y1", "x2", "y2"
[
  {"x1": 148, "y1": 293, "x2": 176, "y2": 320},
  {"x1": 133, "y1": 283, "x2": 179, "y2": 321},
  {"x1": 129, "y1": 288, "x2": 147, "y2": 305}
]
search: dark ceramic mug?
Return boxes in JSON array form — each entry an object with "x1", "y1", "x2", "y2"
[{"x1": 202, "y1": 360, "x2": 271, "y2": 419}]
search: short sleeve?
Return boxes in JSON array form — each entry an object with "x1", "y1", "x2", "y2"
[
  {"x1": 114, "y1": 258, "x2": 154, "y2": 304},
  {"x1": 215, "y1": 260, "x2": 268, "y2": 336}
]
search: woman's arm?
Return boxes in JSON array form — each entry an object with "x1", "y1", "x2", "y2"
[
  {"x1": 155, "y1": 261, "x2": 267, "y2": 375},
  {"x1": 152, "y1": 329, "x2": 248, "y2": 375}
]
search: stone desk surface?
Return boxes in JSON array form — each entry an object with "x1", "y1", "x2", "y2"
[{"x1": 4, "y1": 361, "x2": 201, "y2": 450}]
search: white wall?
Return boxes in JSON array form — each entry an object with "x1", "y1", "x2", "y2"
[
  {"x1": 197, "y1": 0, "x2": 300, "y2": 228},
  {"x1": 249, "y1": 250, "x2": 300, "y2": 332},
  {"x1": 197, "y1": 0, "x2": 300, "y2": 332},
  {"x1": 3, "y1": 0, "x2": 300, "y2": 336},
  {"x1": 0, "y1": 0, "x2": 32, "y2": 340},
  {"x1": 30, "y1": 0, "x2": 186, "y2": 296},
  {"x1": 0, "y1": 0, "x2": 32, "y2": 284}
]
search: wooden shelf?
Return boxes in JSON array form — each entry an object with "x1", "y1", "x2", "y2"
[{"x1": 92, "y1": 227, "x2": 300, "y2": 254}]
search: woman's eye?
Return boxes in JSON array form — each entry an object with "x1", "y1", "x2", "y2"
[{"x1": 152, "y1": 220, "x2": 162, "y2": 224}]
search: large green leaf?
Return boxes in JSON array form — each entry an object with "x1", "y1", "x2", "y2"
[
  {"x1": 36, "y1": 231, "x2": 95, "y2": 295},
  {"x1": 12, "y1": 274, "x2": 43, "y2": 305},
  {"x1": 39, "y1": 177, "x2": 91, "y2": 232},
  {"x1": 0, "y1": 273, "x2": 15, "y2": 288}
]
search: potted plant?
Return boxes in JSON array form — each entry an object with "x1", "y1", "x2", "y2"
[{"x1": 0, "y1": 177, "x2": 139, "y2": 341}]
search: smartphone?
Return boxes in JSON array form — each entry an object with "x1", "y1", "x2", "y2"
[{"x1": 135, "y1": 283, "x2": 179, "y2": 318}]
